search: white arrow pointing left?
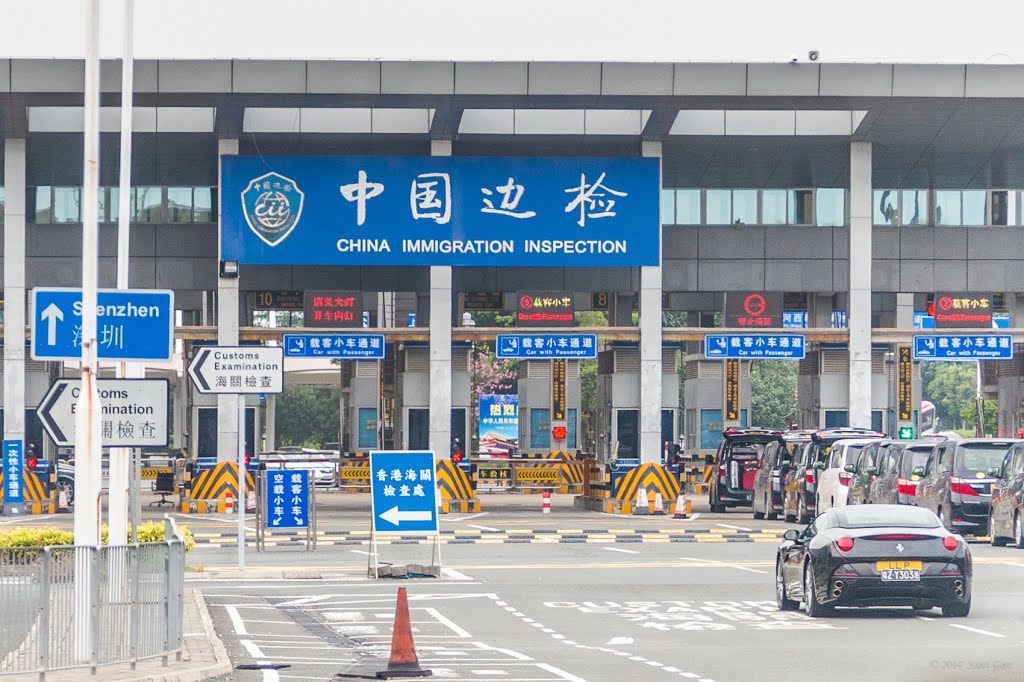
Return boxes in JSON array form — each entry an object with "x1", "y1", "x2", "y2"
[
  {"x1": 41, "y1": 303, "x2": 64, "y2": 346},
  {"x1": 379, "y1": 506, "x2": 433, "y2": 526}
]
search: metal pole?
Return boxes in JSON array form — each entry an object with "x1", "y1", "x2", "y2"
[
  {"x1": 74, "y1": 0, "x2": 102, "y2": 663},
  {"x1": 237, "y1": 399, "x2": 246, "y2": 571},
  {"x1": 109, "y1": 0, "x2": 135, "y2": 549}
]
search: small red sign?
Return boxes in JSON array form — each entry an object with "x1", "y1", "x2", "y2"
[{"x1": 304, "y1": 291, "x2": 363, "y2": 328}]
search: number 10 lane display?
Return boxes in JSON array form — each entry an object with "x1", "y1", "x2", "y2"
[{"x1": 221, "y1": 156, "x2": 659, "y2": 267}]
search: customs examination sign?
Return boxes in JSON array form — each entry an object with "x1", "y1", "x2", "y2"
[{"x1": 220, "y1": 156, "x2": 659, "y2": 266}]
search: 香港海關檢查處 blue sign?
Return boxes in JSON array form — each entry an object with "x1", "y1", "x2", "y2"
[
  {"x1": 496, "y1": 334, "x2": 597, "y2": 359},
  {"x1": 370, "y1": 451, "x2": 438, "y2": 535},
  {"x1": 30, "y1": 288, "x2": 174, "y2": 362},
  {"x1": 704, "y1": 334, "x2": 806, "y2": 360},
  {"x1": 283, "y1": 334, "x2": 385, "y2": 359},
  {"x1": 220, "y1": 156, "x2": 659, "y2": 267},
  {"x1": 266, "y1": 470, "x2": 309, "y2": 529},
  {"x1": 913, "y1": 335, "x2": 1013, "y2": 361}
]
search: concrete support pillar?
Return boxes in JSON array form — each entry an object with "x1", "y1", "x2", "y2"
[
  {"x1": 896, "y1": 293, "x2": 915, "y2": 329},
  {"x1": 3, "y1": 139, "x2": 26, "y2": 515},
  {"x1": 428, "y1": 139, "x2": 453, "y2": 459},
  {"x1": 265, "y1": 395, "x2": 277, "y2": 452},
  {"x1": 173, "y1": 374, "x2": 185, "y2": 450},
  {"x1": 849, "y1": 142, "x2": 873, "y2": 428},
  {"x1": 640, "y1": 141, "x2": 663, "y2": 464},
  {"x1": 216, "y1": 139, "x2": 240, "y2": 462}
]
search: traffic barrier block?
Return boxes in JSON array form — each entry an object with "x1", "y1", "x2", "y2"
[
  {"x1": 0, "y1": 468, "x2": 53, "y2": 514},
  {"x1": 436, "y1": 460, "x2": 478, "y2": 513},
  {"x1": 185, "y1": 462, "x2": 256, "y2": 513},
  {"x1": 614, "y1": 462, "x2": 680, "y2": 505}
]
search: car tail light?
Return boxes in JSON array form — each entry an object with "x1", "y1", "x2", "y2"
[
  {"x1": 836, "y1": 536, "x2": 855, "y2": 551},
  {"x1": 805, "y1": 469, "x2": 815, "y2": 485},
  {"x1": 719, "y1": 464, "x2": 727, "y2": 479},
  {"x1": 949, "y1": 478, "x2": 979, "y2": 496},
  {"x1": 943, "y1": 536, "x2": 960, "y2": 551},
  {"x1": 838, "y1": 472, "x2": 852, "y2": 486},
  {"x1": 896, "y1": 478, "x2": 919, "y2": 496}
]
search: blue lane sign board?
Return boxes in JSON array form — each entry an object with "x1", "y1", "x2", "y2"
[
  {"x1": 3, "y1": 440, "x2": 23, "y2": 505},
  {"x1": 31, "y1": 288, "x2": 174, "y2": 362},
  {"x1": 913, "y1": 335, "x2": 1013, "y2": 361},
  {"x1": 496, "y1": 334, "x2": 598, "y2": 359},
  {"x1": 221, "y1": 156, "x2": 660, "y2": 267},
  {"x1": 266, "y1": 469, "x2": 309, "y2": 528},
  {"x1": 370, "y1": 450, "x2": 439, "y2": 535},
  {"x1": 283, "y1": 334, "x2": 386, "y2": 359},
  {"x1": 704, "y1": 334, "x2": 806, "y2": 360}
]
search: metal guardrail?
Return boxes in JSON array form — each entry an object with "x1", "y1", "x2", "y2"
[{"x1": 0, "y1": 517, "x2": 185, "y2": 678}]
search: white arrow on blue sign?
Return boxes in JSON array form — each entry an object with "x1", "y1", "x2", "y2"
[
  {"x1": 30, "y1": 288, "x2": 174, "y2": 362},
  {"x1": 913, "y1": 334, "x2": 1013, "y2": 361},
  {"x1": 266, "y1": 469, "x2": 309, "y2": 528},
  {"x1": 370, "y1": 450, "x2": 439, "y2": 535}
]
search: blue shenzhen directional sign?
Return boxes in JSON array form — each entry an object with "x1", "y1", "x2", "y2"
[
  {"x1": 31, "y1": 288, "x2": 174, "y2": 361},
  {"x1": 266, "y1": 469, "x2": 309, "y2": 529},
  {"x1": 704, "y1": 334, "x2": 806, "y2": 360},
  {"x1": 913, "y1": 334, "x2": 1013, "y2": 361},
  {"x1": 283, "y1": 334, "x2": 386, "y2": 359},
  {"x1": 496, "y1": 334, "x2": 598, "y2": 359},
  {"x1": 370, "y1": 450, "x2": 439, "y2": 535}
]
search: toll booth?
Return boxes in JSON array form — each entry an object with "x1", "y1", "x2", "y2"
[
  {"x1": 395, "y1": 343, "x2": 472, "y2": 452},
  {"x1": 191, "y1": 392, "x2": 261, "y2": 462},
  {"x1": 681, "y1": 352, "x2": 752, "y2": 457},
  {"x1": 797, "y1": 345, "x2": 921, "y2": 434},
  {"x1": 597, "y1": 344, "x2": 680, "y2": 462},
  {"x1": 518, "y1": 359, "x2": 583, "y2": 455}
]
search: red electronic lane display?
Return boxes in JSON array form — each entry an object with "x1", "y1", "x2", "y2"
[
  {"x1": 517, "y1": 292, "x2": 575, "y2": 327},
  {"x1": 933, "y1": 292, "x2": 992, "y2": 329},
  {"x1": 725, "y1": 292, "x2": 783, "y2": 327}
]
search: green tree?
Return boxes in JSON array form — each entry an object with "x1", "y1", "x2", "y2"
[
  {"x1": 663, "y1": 311, "x2": 688, "y2": 327},
  {"x1": 274, "y1": 385, "x2": 342, "y2": 448},
  {"x1": 750, "y1": 361, "x2": 798, "y2": 429},
  {"x1": 922, "y1": 363, "x2": 976, "y2": 430},
  {"x1": 580, "y1": 358, "x2": 598, "y2": 449},
  {"x1": 960, "y1": 399, "x2": 998, "y2": 437},
  {"x1": 469, "y1": 311, "x2": 515, "y2": 326}
]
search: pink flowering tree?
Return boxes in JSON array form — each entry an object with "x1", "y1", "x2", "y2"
[{"x1": 471, "y1": 342, "x2": 518, "y2": 448}]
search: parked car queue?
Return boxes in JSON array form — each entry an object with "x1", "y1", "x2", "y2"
[{"x1": 739, "y1": 428, "x2": 1024, "y2": 550}]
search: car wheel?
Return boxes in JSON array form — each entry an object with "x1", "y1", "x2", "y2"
[
  {"x1": 941, "y1": 596, "x2": 971, "y2": 618},
  {"x1": 766, "y1": 504, "x2": 779, "y2": 521},
  {"x1": 803, "y1": 561, "x2": 832, "y2": 618},
  {"x1": 1015, "y1": 513, "x2": 1024, "y2": 550},
  {"x1": 753, "y1": 495, "x2": 765, "y2": 520},
  {"x1": 990, "y1": 514, "x2": 1008, "y2": 547},
  {"x1": 776, "y1": 560, "x2": 798, "y2": 611},
  {"x1": 797, "y1": 497, "x2": 811, "y2": 525}
]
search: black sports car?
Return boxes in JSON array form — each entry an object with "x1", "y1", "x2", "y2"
[{"x1": 775, "y1": 504, "x2": 972, "y2": 617}]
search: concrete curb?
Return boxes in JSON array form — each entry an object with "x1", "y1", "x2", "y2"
[{"x1": 131, "y1": 590, "x2": 233, "y2": 682}]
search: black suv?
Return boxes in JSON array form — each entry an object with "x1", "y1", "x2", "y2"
[
  {"x1": 752, "y1": 430, "x2": 814, "y2": 520},
  {"x1": 782, "y1": 428, "x2": 884, "y2": 524},
  {"x1": 708, "y1": 428, "x2": 784, "y2": 513}
]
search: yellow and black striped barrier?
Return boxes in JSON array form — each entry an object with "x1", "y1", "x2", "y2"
[
  {"x1": 188, "y1": 462, "x2": 256, "y2": 513},
  {"x1": 339, "y1": 461, "x2": 371, "y2": 492},
  {"x1": 0, "y1": 468, "x2": 53, "y2": 514},
  {"x1": 140, "y1": 467, "x2": 172, "y2": 480},
  {"x1": 436, "y1": 459, "x2": 479, "y2": 513}
]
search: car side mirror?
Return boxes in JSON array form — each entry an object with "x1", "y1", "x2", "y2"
[
  {"x1": 865, "y1": 466, "x2": 878, "y2": 475},
  {"x1": 813, "y1": 461, "x2": 826, "y2": 470},
  {"x1": 912, "y1": 466, "x2": 925, "y2": 477},
  {"x1": 783, "y1": 529, "x2": 800, "y2": 542},
  {"x1": 779, "y1": 458, "x2": 792, "y2": 469},
  {"x1": 988, "y1": 467, "x2": 1002, "y2": 478},
  {"x1": 843, "y1": 463, "x2": 857, "y2": 473}
]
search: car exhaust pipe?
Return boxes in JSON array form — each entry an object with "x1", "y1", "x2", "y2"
[
  {"x1": 954, "y1": 580, "x2": 963, "y2": 590},
  {"x1": 955, "y1": 588, "x2": 964, "y2": 598},
  {"x1": 832, "y1": 580, "x2": 844, "y2": 598}
]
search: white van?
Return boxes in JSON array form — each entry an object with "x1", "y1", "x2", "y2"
[{"x1": 814, "y1": 438, "x2": 882, "y2": 513}]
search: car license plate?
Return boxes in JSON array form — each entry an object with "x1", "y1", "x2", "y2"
[
  {"x1": 880, "y1": 569, "x2": 920, "y2": 581},
  {"x1": 875, "y1": 560, "x2": 923, "y2": 571}
]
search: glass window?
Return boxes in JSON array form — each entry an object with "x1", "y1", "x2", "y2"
[
  {"x1": 961, "y1": 190, "x2": 986, "y2": 226},
  {"x1": 874, "y1": 190, "x2": 897, "y2": 225},
  {"x1": 109, "y1": 187, "x2": 120, "y2": 224},
  {"x1": 660, "y1": 189, "x2": 676, "y2": 225},
  {"x1": 0, "y1": 187, "x2": 5, "y2": 225},
  {"x1": 52, "y1": 187, "x2": 81, "y2": 223},
  {"x1": 133, "y1": 186, "x2": 163, "y2": 223},
  {"x1": 990, "y1": 190, "x2": 1017, "y2": 226},
  {"x1": 530, "y1": 408, "x2": 550, "y2": 449},
  {"x1": 934, "y1": 191, "x2": 961, "y2": 226},
  {"x1": 33, "y1": 187, "x2": 53, "y2": 223},
  {"x1": 732, "y1": 189, "x2": 757, "y2": 224},
  {"x1": 761, "y1": 190, "x2": 787, "y2": 224},
  {"x1": 674, "y1": 189, "x2": 701, "y2": 225},
  {"x1": 194, "y1": 187, "x2": 214, "y2": 223},
  {"x1": 816, "y1": 188, "x2": 845, "y2": 226},
  {"x1": 900, "y1": 190, "x2": 928, "y2": 225},
  {"x1": 166, "y1": 187, "x2": 193, "y2": 223},
  {"x1": 789, "y1": 189, "x2": 813, "y2": 225},
  {"x1": 705, "y1": 190, "x2": 731, "y2": 224}
]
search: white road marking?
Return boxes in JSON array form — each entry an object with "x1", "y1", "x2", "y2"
[
  {"x1": 731, "y1": 566, "x2": 769, "y2": 574},
  {"x1": 425, "y1": 607, "x2": 473, "y2": 638},
  {"x1": 239, "y1": 639, "x2": 281, "y2": 680},
  {"x1": 457, "y1": 512, "x2": 489, "y2": 522},
  {"x1": 715, "y1": 523, "x2": 753, "y2": 532},
  {"x1": 604, "y1": 547, "x2": 639, "y2": 554},
  {"x1": 469, "y1": 523, "x2": 501, "y2": 532},
  {"x1": 0, "y1": 514, "x2": 56, "y2": 524},
  {"x1": 470, "y1": 671, "x2": 508, "y2": 676},
  {"x1": 687, "y1": 513, "x2": 702, "y2": 521},
  {"x1": 536, "y1": 663, "x2": 588, "y2": 682},
  {"x1": 915, "y1": 616, "x2": 935, "y2": 621},
  {"x1": 948, "y1": 624, "x2": 1006, "y2": 638},
  {"x1": 350, "y1": 549, "x2": 370, "y2": 556},
  {"x1": 680, "y1": 557, "x2": 721, "y2": 563},
  {"x1": 442, "y1": 567, "x2": 474, "y2": 581},
  {"x1": 606, "y1": 637, "x2": 633, "y2": 645},
  {"x1": 225, "y1": 605, "x2": 248, "y2": 635},
  {"x1": 473, "y1": 642, "x2": 533, "y2": 661},
  {"x1": 277, "y1": 595, "x2": 333, "y2": 607}
]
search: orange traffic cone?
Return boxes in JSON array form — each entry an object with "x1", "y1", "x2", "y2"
[{"x1": 376, "y1": 587, "x2": 431, "y2": 678}]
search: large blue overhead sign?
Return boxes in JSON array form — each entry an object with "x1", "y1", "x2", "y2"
[
  {"x1": 496, "y1": 334, "x2": 598, "y2": 359},
  {"x1": 704, "y1": 334, "x2": 806, "y2": 359},
  {"x1": 220, "y1": 156, "x2": 659, "y2": 267},
  {"x1": 283, "y1": 334, "x2": 386, "y2": 359},
  {"x1": 31, "y1": 288, "x2": 174, "y2": 362},
  {"x1": 913, "y1": 334, "x2": 1013, "y2": 360},
  {"x1": 370, "y1": 451, "x2": 439, "y2": 535}
]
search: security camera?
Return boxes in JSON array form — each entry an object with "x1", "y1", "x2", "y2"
[
  {"x1": 808, "y1": 50, "x2": 820, "y2": 61},
  {"x1": 789, "y1": 54, "x2": 799, "y2": 63}
]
